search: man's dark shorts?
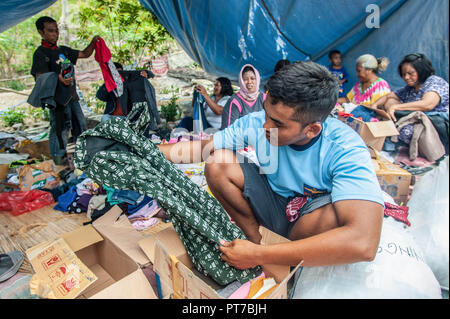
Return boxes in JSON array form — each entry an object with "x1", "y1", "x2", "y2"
[{"x1": 238, "y1": 157, "x2": 332, "y2": 239}]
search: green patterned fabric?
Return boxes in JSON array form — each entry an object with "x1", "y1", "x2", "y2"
[{"x1": 74, "y1": 103, "x2": 261, "y2": 285}]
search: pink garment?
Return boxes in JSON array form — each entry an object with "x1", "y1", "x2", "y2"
[
  {"x1": 131, "y1": 218, "x2": 159, "y2": 231},
  {"x1": 94, "y1": 37, "x2": 123, "y2": 94},
  {"x1": 238, "y1": 64, "x2": 261, "y2": 101},
  {"x1": 228, "y1": 272, "x2": 265, "y2": 299},
  {"x1": 129, "y1": 200, "x2": 160, "y2": 219}
]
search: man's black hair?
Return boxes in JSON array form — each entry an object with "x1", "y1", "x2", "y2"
[
  {"x1": 398, "y1": 53, "x2": 435, "y2": 84},
  {"x1": 328, "y1": 50, "x2": 341, "y2": 60},
  {"x1": 216, "y1": 77, "x2": 234, "y2": 96},
  {"x1": 35, "y1": 16, "x2": 57, "y2": 31},
  {"x1": 113, "y1": 62, "x2": 123, "y2": 70},
  {"x1": 264, "y1": 61, "x2": 339, "y2": 125},
  {"x1": 274, "y1": 59, "x2": 291, "y2": 73}
]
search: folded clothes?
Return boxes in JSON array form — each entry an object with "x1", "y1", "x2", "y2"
[
  {"x1": 111, "y1": 189, "x2": 145, "y2": 205},
  {"x1": 128, "y1": 199, "x2": 160, "y2": 219},
  {"x1": 131, "y1": 217, "x2": 159, "y2": 231},
  {"x1": 127, "y1": 196, "x2": 153, "y2": 215}
]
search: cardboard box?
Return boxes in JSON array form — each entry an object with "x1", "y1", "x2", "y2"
[
  {"x1": 17, "y1": 139, "x2": 51, "y2": 159},
  {"x1": 372, "y1": 155, "x2": 412, "y2": 205},
  {"x1": 139, "y1": 225, "x2": 302, "y2": 299},
  {"x1": 26, "y1": 206, "x2": 157, "y2": 299},
  {"x1": 17, "y1": 160, "x2": 61, "y2": 191},
  {"x1": 339, "y1": 116, "x2": 399, "y2": 151}
]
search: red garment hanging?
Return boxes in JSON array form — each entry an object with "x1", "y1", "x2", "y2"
[{"x1": 94, "y1": 37, "x2": 123, "y2": 93}]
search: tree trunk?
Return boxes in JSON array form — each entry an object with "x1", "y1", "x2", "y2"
[{"x1": 59, "y1": 0, "x2": 69, "y2": 45}]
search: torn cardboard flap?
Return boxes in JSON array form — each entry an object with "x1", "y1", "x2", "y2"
[
  {"x1": 92, "y1": 205, "x2": 151, "y2": 267},
  {"x1": 365, "y1": 120, "x2": 399, "y2": 138}
]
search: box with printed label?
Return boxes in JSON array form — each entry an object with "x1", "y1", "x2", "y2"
[
  {"x1": 139, "y1": 225, "x2": 302, "y2": 299},
  {"x1": 26, "y1": 206, "x2": 157, "y2": 299}
]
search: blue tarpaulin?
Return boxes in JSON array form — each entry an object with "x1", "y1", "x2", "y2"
[
  {"x1": 1, "y1": 0, "x2": 448, "y2": 92},
  {"x1": 0, "y1": 0, "x2": 57, "y2": 34},
  {"x1": 139, "y1": 0, "x2": 449, "y2": 91}
]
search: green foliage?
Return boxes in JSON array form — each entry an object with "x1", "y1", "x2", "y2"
[
  {"x1": 7, "y1": 80, "x2": 27, "y2": 91},
  {"x1": 1, "y1": 108, "x2": 26, "y2": 126},
  {"x1": 0, "y1": 2, "x2": 61, "y2": 78},
  {"x1": 28, "y1": 107, "x2": 50, "y2": 122},
  {"x1": 74, "y1": 0, "x2": 173, "y2": 67},
  {"x1": 83, "y1": 81, "x2": 106, "y2": 114},
  {"x1": 161, "y1": 95, "x2": 181, "y2": 122}
]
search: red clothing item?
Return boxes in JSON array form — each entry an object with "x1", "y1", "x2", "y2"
[
  {"x1": 41, "y1": 39, "x2": 58, "y2": 50},
  {"x1": 384, "y1": 202, "x2": 411, "y2": 226},
  {"x1": 94, "y1": 37, "x2": 123, "y2": 93},
  {"x1": 112, "y1": 98, "x2": 124, "y2": 116}
]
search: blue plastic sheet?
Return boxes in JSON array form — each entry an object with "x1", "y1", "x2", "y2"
[
  {"x1": 140, "y1": 0, "x2": 448, "y2": 91},
  {"x1": 0, "y1": 0, "x2": 57, "y2": 34},
  {"x1": 2, "y1": 0, "x2": 447, "y2": 92}
]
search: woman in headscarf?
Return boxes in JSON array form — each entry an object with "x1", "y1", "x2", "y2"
[{"x1": 220, "y1": 64, "x2": 266, "y2": 129}]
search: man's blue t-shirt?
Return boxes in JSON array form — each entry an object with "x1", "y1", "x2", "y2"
[
  {"x1": 328, "y1": 66, "x2": 348, "y2": 98},
  {"x1": 213, "y1": 110, "x2": 384, "y2": 206}
]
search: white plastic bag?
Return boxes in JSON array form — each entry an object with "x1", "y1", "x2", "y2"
[
  {"x1": 291, "y1": 192, "x2": 442, "y2": 299},
  {"x1": 408, "y1": 157, "x2": 449, "y2": 291}
]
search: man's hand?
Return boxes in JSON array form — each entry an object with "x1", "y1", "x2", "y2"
[
  {"x1": 58, "y1": 73, "x2": 73, "y2": 86},
  {"x1": 140, "y1": 70, "x2": 148, "y2": 78},
  {"x1": 219, "y1": 239, "x2": 262, "y2": 270},
  {"x1": 92, "y1": 35, "x2": 101, "y2": 43}
]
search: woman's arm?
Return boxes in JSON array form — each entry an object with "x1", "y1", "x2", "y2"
[
  {"x1": 203, "y1": 94, "x2": 225, "y2": 115},
  {"x1": 196, "y1": 85, "x2": 224, "y2": 115},
  {"x1": 386, "y1": 91, "x2": 441, "y2": 121}
]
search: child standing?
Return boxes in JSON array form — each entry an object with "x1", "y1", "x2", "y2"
[{"x1": 328, "y1": 50, "x2": 348, "y2": 98}]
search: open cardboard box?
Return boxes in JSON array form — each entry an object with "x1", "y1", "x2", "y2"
[
  {"x1": 339, "y1": 115, "x2": 399, "y2": 151},
  {"x1": 138, "y1": 225, "x2": 302, "y2": 299},
  {"x1": 371, "y1": 150, "x2": 412, "y2": 206},
  {"x1": 26, "y1": 205, "x2": 157, "y2": 299}
]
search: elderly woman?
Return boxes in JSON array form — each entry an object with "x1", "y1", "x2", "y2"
[
  {"x1": 370, "y1": 53, "x2": 449, "y2": 155},
  {"x1": 337, "y1": 54, "x2": 391, "y2": 121},
  {"x1": 220, "y1": 64, "x2": 266, "y2": 129}
]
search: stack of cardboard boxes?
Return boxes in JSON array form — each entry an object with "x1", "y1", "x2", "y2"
[{"x1": 339, "y1": 115, "x2": 412, "y2": 205}]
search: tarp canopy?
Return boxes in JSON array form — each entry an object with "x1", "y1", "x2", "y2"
[
  {"x1": 1, "y1": 0, "x2": 448, "y2": 91},
  {"x1": 0, "y1": 0, "x2": 57, "y2": 34},
  {"x1": 139, "y1": 0, "x2": 449, "y2": 91}
]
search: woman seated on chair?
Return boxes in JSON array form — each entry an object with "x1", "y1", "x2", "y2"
[{"x1": 220, "y1": 64, "x2": 266, "y2": 129}]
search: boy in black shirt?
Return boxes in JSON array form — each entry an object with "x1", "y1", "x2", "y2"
[{"x1": 30, "y1": 16, "x2": 99, "y2": 164}]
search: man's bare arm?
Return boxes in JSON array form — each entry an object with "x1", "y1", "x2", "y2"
[
  {"x1": 157, "y1": 135, "x2": 216, "y2": 163},
  {"x1": 220, "y1": 200, "x2": 383, "y2": 268}
]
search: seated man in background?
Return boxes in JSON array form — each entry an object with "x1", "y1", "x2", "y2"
[{"x1": 158, "y1": 61, "x2": 384, "y2": 270}]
